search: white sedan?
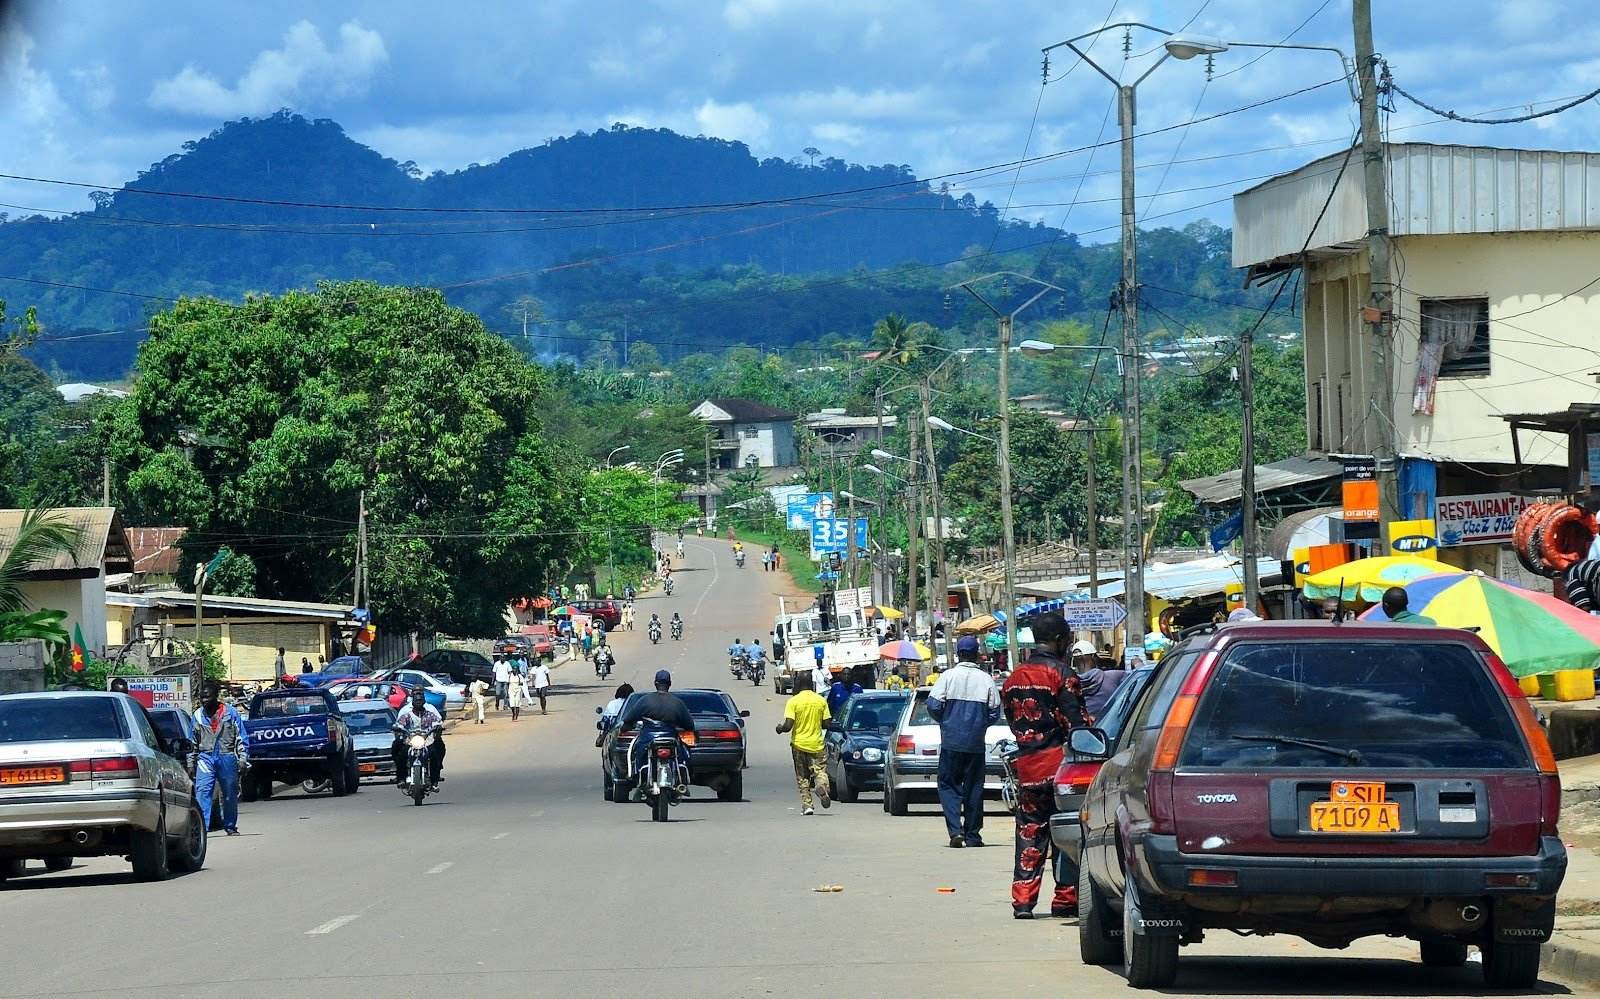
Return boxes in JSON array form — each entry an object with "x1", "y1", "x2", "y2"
[{"x1": 375, "y1": 668, "x2": 468, "y2": 712}]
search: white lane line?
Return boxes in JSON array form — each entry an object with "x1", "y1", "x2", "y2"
[
  {"x1": 492, "y1": 831, "x2": 510, "y2": 840},
  {"x1": 306, "y1": 914, "x2": 361, "y2": 936},
  {"x1": 425, "y1": 861, "x2": 454, "y2": 876}
]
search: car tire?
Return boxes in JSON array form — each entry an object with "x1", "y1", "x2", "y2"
[
  {"x1": 0, "y1": 858, "x2": 24, "y2": 882},
  {"x1": 1419, "y1": 939, "x2": 1468, "y2": 968},
  {"x1": 602, "y1": 771, "x2": 613, "y2": 801},
  {"x1": 1482, "y1": 940, "x2": 1541, "y2": 988},
  {"x1": 835, "y1": 767, "x2": 859, "y2": 803},
  {"x1": 1122, "y1": 865, "x2": 1179, "y2": 989},
  {"x1": 718, "y1": 770, "x2": 743, "y2": 802},
  {"x1": 43, "y1": 856, "x2": 73, "y2": 873},
  {"x1": 345, "y1": 754, "x2": 361, "y2": 795},
  {"x1": 130, "y1": 812, "x2": 171, "y2": 882},
  {"x1": 331, "y1": 754, "x2": 351, "y2": 797},
  {"x1": 170, "y1": 802, "x2": 208, "y2": 873},
  {"x1": 1078, "y1": 859, "x2": 1120, "y2": 965},
  {"x1": 887, "y1": 774, "x2": 908, "y2": 817}
]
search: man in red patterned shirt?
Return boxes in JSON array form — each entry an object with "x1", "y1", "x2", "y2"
[{"x1": 1000, "y1": 610, "x2": 1093, "y2": 919}]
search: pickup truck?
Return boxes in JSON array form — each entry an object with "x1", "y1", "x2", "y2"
[
  {"x1": 291, "y1": 655, "x2": 368, "y2": 687},
  {"x1": 241, "y1": 688, "x2": 360, "y2": 800}
]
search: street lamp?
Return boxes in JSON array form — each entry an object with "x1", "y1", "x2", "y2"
[
  {"x1": 946, "y1": 270, "x2": 1066, "y2": 670},
  {"x1": 605, "y1": 445, "x2": 631, "y2": 468}
]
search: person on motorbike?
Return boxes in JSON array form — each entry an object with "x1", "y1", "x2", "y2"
[
  {"x1": 670, "y1": 612, "x2": 683, "y2": 638},
  {"x1": 618, "y1": 670, "x2": 695, "y2": 786},
  {"x1": 676, "y1": 538, "x2": 685, "y2": 559},
  {"x1": 728, "y1": 638, "x2": 745, "y2": 659},
  {"x1": 391, "y1": 688, "x2": 446, "y2": 789},
  {"x1": 593, "y1": 641, "x2": 616, "y2": 677},
  {"x1": 648, "y1": 613, "x2": 663, "y2": 642}
]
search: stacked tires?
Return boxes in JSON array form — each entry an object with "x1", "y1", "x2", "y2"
[{"x1": 1512, "y1": 502, "x2": 1596, "y2": 578}]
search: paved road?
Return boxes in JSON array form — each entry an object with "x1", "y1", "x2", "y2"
[{"x1": 0, "y1": 536, "x2": 1584, "y2": 997}]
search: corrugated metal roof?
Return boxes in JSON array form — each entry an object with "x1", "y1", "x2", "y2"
[
  {"x1": 0, "y1": 507, "x2": 132, "y2": 577},
  {"x1": 1178, "y1": 456, "x2": 1342, "y2": 505},
  {"x1": 1087, "y1": 556, "x2": 1285, "y2": 601},
  {"x1": 1234, "y1": 141, "x2": 1600, "y2": 268},
  {"x1": 128, "y1": 527, "x2": 186, "y2": 575},
  {"x1": 109, "y1": 589, "x2": 351, "y2": 619}
]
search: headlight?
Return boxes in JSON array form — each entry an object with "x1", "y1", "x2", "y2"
[
  {"x1": 407, "y1": 734, "x2": 427, "y2": 750},
  {"x1": 861, "y1": 747, "x2": 883, "y2": 763}
]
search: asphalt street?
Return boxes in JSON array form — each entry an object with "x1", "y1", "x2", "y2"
[{"x1": 0, "y1": 536, "x2": 1587, "y2": 997}]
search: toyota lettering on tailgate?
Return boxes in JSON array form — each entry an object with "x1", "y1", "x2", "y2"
[{"x1": 258, "y1": 724, "x2": 318, "y2": 740}]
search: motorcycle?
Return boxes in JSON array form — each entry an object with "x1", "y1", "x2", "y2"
[
  {"x1": 398, "y1": 730, "x2": 440, "y2": 806},
  {"x1": 995, "y1": 738, "x2": 1022, "y2": 815},
  {"x1": 671, "y1": 619, "x2": 683, "y2": 641},
  {"x1": 748, "y1": 658, "x2": 766, "y2": 686},
  {"x1": 729, "y1": 652, "x2": 748, "y2": 679},
  {"x1": 649, "y1": 624, "x2": 662, "y2": 645},
  {"x1": 735, "y1": 550, "x2": 746, "y2": 569},
  {"x1": 633, "y1": 724, "x2": 689, "y2": 822},
  {"x1": 663, "y1": 578, "x2": 675, "y2": 596},
  {"x1": 594, "y1": 648, "x2": 614, "y2": 679}
]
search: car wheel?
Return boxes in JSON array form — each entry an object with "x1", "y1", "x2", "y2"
[
  {"x1": 1078, "y1": 858, "x2": 1120, "y2": 965},
  {"x1": 331, "y1": 754, "x2": 351, "y2": 797},
  {"x1": 130, "y1": 812, "x2": 171, "y2": 882},
  {"x1": 1482, "y1": 940, "x2": 1542, "y2": 988},
  {"x1": 0, "y1": 858, "x2": 24, "y2": 882},
  {"x1": 718, "y1": 770, "x2": 743, "y2": 802},
  {"x1": 1419, "y1": 939, "x2": 1468, "y2": 968},
  {"x1": 43, "y1": 856, "x2": 72, "y2": 873},
  {"x1": 835, "y1": 766, "x2": 859, "y2": 803},
  {"x1": 887, "y1": 770, "x2": 908, "y2": 816},
  {"x1": 170, "y1": 802, "x2": 208, "y2": 873},
  {"x1": 345, "y1": 754, "x2": 361, "y2": 795},
  {"x1": 611, "y1": 777, "x2": 631, "y2": 804},
  {"x1": 1122, "y1": 864, "x2": 1179, "y2": 988}
]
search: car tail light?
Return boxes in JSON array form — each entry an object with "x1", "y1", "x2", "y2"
[
  {"x1": 1187, "y1": 868, "x2": 1237, "y2": 888},
  {"x1": 895, "y1": 734, "x2": 916, "y2": 754},
  {"x1": 1055, "y1": 762, "x2": 1099, "y2": 796},
  {"x1": 678, "y1": 731, "x2": 697, "y2": 747},
  {"x1": 1152, "y1": 650, "x2": 1220, "y2": 771},
  {"x1": 91, "y1": 756, "x2": 140, "y2": 775},
  {"x1": 1483, "y1": 650, "x2": 1558, "y2": 775},
  {"x1": 702, "y1": 728, "x2": 741, "y2": 742},
  {"x1": 68, "y1": 760, "x2": 91, "y2": 777},
  {"x1": 1486, "y1": 872, "x2": 1536, "y2": 888}
]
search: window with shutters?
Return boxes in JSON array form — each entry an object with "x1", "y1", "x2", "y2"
[{"x1": 1420, "y1": 297, "x2": 1490, "y2": 377}]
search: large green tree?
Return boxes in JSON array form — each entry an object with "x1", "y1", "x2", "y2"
[{"x1": 108, "y1": 281, "x2": 583, "y2": 636}]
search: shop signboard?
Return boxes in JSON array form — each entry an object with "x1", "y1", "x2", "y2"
[
  {"x1": 786, "y1": 492, "x2": 836, "y2": 531},
  {"x1": 109, "y1": 675, "x2": 192, "y2": 711},
  {"x1": 1436, "y1": 493, "x2": 1530, "y2": 547}
]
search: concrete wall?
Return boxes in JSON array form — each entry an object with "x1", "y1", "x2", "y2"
[
  {"x1": 0, "y1": 640, "x2": 47, "y2": 694},
  {"x1": 26, "y1": 577, "x2": 107, "y2": 655},
  {"x1": 733, "y1": 420, "x2": 796, "y2": 468},
  {"x1": 1304, "y1": 230, "x2": 1599, "y2": 465}
]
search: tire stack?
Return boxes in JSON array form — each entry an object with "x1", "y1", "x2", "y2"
[{"x1": 1511, "y1": 502, "x2": 1596, "y2": 578}]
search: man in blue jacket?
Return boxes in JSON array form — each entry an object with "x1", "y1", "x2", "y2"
[{"x1": 927, "y1": 636, "x2": 1001, "y2": 848}]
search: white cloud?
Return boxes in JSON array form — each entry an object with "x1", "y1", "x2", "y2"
[
  {"x1": 694, "y1": 98, "x2": 769, "y2": 143},
  {"x1": 148, "y1": 20, "x2": 388, "y2": 117},
  {"x1": 1, "y1": 32, "x2": 66, "y2": 126},
  {"x1": 811, "y1": 122, "x2": 865, "y2": 145},
  {"x1": 723, "y1": 0, "x2": 786, "y2": 30},
  {"x1": 70, "y1": 65, "x2": 115, "y2": 112}
]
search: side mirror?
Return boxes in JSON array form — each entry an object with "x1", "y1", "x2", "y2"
[
  {"x1": 594, "y1": 705, "x2": 603, "y2": 715},
  {"x1": 738, "y1": 710, "x2": 750, "y2": 718},
  {"x1": 168, "y1": 737, "x2": 194, "y2": 758},
  {"x1": 1068, "y1": 727, "x2": 1110, "y2": 759}
]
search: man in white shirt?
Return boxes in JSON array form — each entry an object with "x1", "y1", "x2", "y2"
[
  {"x1": 492, "y1": 656, "x2": 512, "y2": 711},
  {"x1": 529, "y1": 659, "x2": 552, "y2": 715}
]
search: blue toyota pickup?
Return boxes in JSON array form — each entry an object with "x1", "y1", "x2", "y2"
[{"x1": 241, "y1": 688, "x2": 360, "y2": 800}]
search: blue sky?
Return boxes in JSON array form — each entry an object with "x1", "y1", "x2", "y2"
[{"x1": 1, "y1": 0, "x2": 1596, "y2": 245}]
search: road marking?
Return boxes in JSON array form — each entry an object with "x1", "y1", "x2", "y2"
[
  {"x1": 492, "y1": 831, "x2": 510, "y2": 840},
  {"x1": 306, "y1": 914, "x2": 361, "y2": 935},
  {"x1": 425, "y1": 861, "x2": 453, "y2": 875}
]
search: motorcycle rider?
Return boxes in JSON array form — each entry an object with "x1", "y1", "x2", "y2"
[
  {"x1": 670, "y1": 612, "x2": 684, "y2": 639},
  {"x1": 618, "y1": 669, "x2": 695, "y2": 789},
  {"x1": 391, "y1": 687, "x2": 446, "y2": 789},
  {"x1": 593, "y1": 641, "x2": 616, "y2": 678},
  {"x1": 648, "y1": 613, "x2": 663, "y2": 642}
]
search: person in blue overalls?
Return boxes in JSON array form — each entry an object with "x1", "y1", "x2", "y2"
[{"x1": 192, "y1": 680, "x2": 250, "y2": 836}]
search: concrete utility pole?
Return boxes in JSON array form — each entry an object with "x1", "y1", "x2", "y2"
[
  {"x1": 920, "y1": 383, "x2": 951, "y2": 668},
  {"x1": 1240, "y1": 331, "x2": 1259, "y2": 609},
  {"x1": 102, "y1": 456, "x2": 111, "y2": 506},
  {"x1": 1081, "y1": 425, "x2": 1100, "y2": 598},
  {"x1": 353, "y1": 490, "x2": 367, "y2": 608},
  {"x1": 905, "y1": 409, "x2": 921, "y2": 639},
  {"x1": 1115, "y1": 83, "x2": 1149, "y2": 650},
  {"x1": 1353, "y1": 0, "x2": 1399, "y2": 545},
  {"x1": 997, "y1": 314, "x2": 1019, "y2": 668}
]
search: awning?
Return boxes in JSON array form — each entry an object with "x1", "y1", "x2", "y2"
[
  {"x1": 1080, "y1": 555, "x2": 1285, "y2": 601},
  {"x1": 1015, "y1": 571, "x2": 1122, "y2": 598},
  {"x1": 1178, "y1": 455, "x2": 1341, "y2": 506}
]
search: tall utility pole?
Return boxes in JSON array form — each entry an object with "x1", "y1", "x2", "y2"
[
  {"x1": 1116, "y1": 83, "x2": 1149, "y2": 651},
  {"x1": 353, "y1": 490, "x2": 367, "y2": 608},
  {"x1": 920, "y1": 383, "x2": 951, "y2": 669},
  {"x1": 1354, "y1": 0, "x2": 1399, "y2": 546},
  {"x1": 102, "y1": 456, "x2": 111, "y2": 506},
  {"x1": 1240, "y1": 330, "x2": 1259, "y2": 609},
  {"x1": 1081, "y1": 425, "x2": 1100, "y2": 598},
  {"x1": 997, "y1": 314, "x2": 1019, "y2": 669},
  {"x1": 904, "y1": 407, "x2": 922, "y2": 639}
]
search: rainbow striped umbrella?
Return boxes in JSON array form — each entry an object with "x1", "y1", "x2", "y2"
[{"x1": 1359, "y1": 571, "x2": 1600, "y2": 677}]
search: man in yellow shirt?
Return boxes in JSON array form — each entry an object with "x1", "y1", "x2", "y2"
[{"x1": 776, "y1": 674, "x2": 831, "y2": 814}]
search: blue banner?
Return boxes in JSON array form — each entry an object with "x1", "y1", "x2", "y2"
[
  {"x1": 786, "y1": 492, "x2": 835, "y2": 531},
  {"x1": 1208, "y1": 510, "x2": 1243, "y2": 552},
  {"x1": 810, "y1": 517, "x2": 868, "y2": 554}
]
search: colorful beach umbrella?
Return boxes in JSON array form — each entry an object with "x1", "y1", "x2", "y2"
[
  {"x1": 550, "y1": 605, "x2": 574, "y2": 616},
  {"x1": 878, "y1": 638, "x2": 931, "y2": 661},
  {"x1": 1359, "y1": 571, "x2": 1600, "y2": 677},
  {"x1": 1303, "y1": 555, "x2": 1465, "y2": 603}
]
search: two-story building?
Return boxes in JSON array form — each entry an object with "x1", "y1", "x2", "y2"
[
  {"x1": 1233, "y1": 141, "x2": 1600, "y2": 581},
  {"x1": 801, "y1": 408, "x2": 897, "y2": 458},
  {"x1": 691, "y1": 398, "x2": 797, "y2": 469}
]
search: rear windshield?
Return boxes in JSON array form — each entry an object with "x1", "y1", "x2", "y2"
[
  {"x1": 0, "y1": 697, "x2": 128, "y2": 743},
  {"x1": 847, "y1": 695, "x2": 908, "y2": 733},
  {"x1": 909, "y1": 692, "x2": 933, "y2": 726},
  {"x1": 1179, "y1": 641, "x2": 1531, "y2": 770},
  {"x1": 341, "y1": 708, "x2": 396, "y2": 733},
  {"x1": 679, "y1": 691, "x2": 730, "y2": 715},
  {"x1": 255, "y1": 695, "x2": 330, "y2": 718}
]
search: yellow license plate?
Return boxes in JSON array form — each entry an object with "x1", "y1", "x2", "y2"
[
  {"x1": 358, "y1": 763, "x2": 378, "y2": 774},
  {"x1": 0, "y1": 765, "x2": 65, "y2": 786},
  {"x1": 1309, "y1": 781, "x2": 1400, "y2": 833}
]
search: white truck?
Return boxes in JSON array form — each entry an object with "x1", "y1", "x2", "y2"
[{"x1": 770, "y1": 596, "x2": 881, "y2": 695}]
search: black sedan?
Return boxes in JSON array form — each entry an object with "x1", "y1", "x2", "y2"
[
  {"x1": 600, "y1": 688, "x2": 749, "y2": 803},
  {"x1": 824, "y1": 689, "x2": 910, "y2": 802}
]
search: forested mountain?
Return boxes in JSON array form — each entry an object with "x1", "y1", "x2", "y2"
[{"x1": 1, "y1": 111, "x2": 1285, "y2": 379}]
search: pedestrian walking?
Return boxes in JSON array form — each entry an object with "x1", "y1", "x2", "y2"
[
  {"x1": 493, "y1": 655, "x2": 512, "y2": 711},
  {"x1": 529, "y1": 658, "x2": 552, "y2": 715},
  {"x1": 999, "y1": 611, "x2": 1093, "y2": 919},
  {"x1": 273, "y1": 647, "x2": 286, "y2": 675},
  {"x1": 761, "y1": 550, "x2": 771, "y2": 572},
  {"x1": 929, "y1": 636, "x2": 1001, "y2": 848},
  {"x1": 506, "y1": 664, "x2": 524, "y2": 721},
  {"x1": 192, "y1": 679, "x2": 249, "y2": 836},
  {"x1": 775, "y1": 674, "x2": 830, "y2": 814},
  {"x1": 468, "y1": 678, "x2": 489, "y2": 723},
  {"x1": 581, "y1": 627, "x2": 594, "y2": 661}
]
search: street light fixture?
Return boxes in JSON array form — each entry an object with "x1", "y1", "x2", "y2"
[
  {"x1": 1017, "y1": 339, "x2": 1124, "y2": 374},
  {"x1": 1162, "y1": 35, "x2": 1228, "y2": 60},
  {"x1": 926, "y1": 416, "x2": 995, "y2": 443},
  {"x1": 605, "y1": 445, "x2": 631, "y2": 468}
]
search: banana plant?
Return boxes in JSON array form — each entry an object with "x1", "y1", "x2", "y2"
[{"x1": 0, "y1": 607, "x2": 70, "y2": 647}]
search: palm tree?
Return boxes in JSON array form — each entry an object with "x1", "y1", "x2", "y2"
[
  {"x1": 869, "y1": 313, "x2": 935, "y2": 367},
  {"x1": 0, "y1": 509, "x2": 83, "y2": 646}
]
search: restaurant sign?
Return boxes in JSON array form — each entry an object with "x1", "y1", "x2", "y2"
[{"x1": 1435, "y1": 493, "x2": 1531, "y2": 547}]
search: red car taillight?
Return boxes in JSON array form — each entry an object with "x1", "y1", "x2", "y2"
[
  {"x1": 894, "y1": 735, "x2": 916, "y2": 754},
  {"x1": 1055, "y1": 762, "x2": 1099, "y2": 796},
  {"x1": 702, "y1": 728, "x2": 741, "y2": 742},
  {"x1": 1482, "y1": 649, "x2": 1563, "y2": 836},
  {"x1": 70, "y1": 756, "x2": 139, "y2": 779}
]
